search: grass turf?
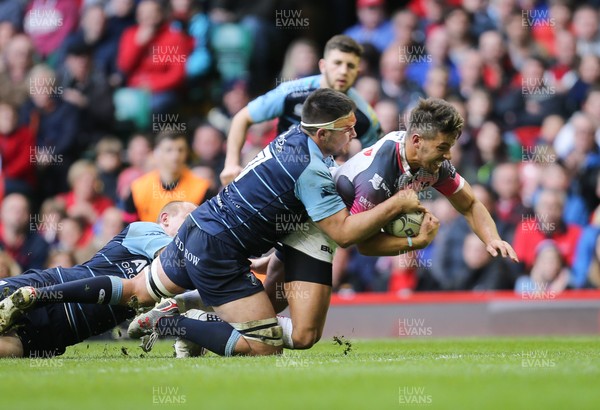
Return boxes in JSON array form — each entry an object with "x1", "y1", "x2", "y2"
[{"x1": 0, "y1": 337, "x2": 599, "y2": 410}]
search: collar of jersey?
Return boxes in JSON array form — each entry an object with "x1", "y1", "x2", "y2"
[{"x1": 398, "y1": 131, "x2": 413, "y2": 177}]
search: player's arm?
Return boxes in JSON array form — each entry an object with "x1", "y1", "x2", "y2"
[
  {"x1": 357, "y1": 211, "x2": 440, "y2": 256},
  {"x1": 221, "y1": 107, "x2": 255, "y2": 185},
  {"x1": 448, "y1": 181, "x2": 519, "y2": 262},
  {"x1": 315, "y1": 190, "x2": 425, "y2": 248}
]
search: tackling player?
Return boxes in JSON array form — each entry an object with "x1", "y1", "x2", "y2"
[{"x1": 0, "y1": 201, "x2": 195, "y2": 358}]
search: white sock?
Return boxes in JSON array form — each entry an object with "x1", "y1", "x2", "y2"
[
  {"x1": 174, "y1": 291, "x2": 213, "y2": 313},
  {"x1": 277, "y1": 315, "x2": 294, "y2": 349}
]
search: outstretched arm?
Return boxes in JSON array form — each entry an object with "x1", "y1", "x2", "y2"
[{"x1": 448, "y1": 181, "x2": 519, "y2": 262}]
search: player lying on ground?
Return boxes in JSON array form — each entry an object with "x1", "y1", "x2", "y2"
[
  {"x1": 130, "y1": 98, "x2": 519, "y2": 355},
  {"x1": 0, "y1": 89, "x2": 425, "y2": 357},
  {"x1": 0, "y1": 201, "x2": 195, "y2": 358}
]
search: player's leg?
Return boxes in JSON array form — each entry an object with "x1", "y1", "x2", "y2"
[
  {"x1": 0, "y1": 332, "x2": 24, "y2": 357},
  {"x1": 152, "y1": 227, "x2": 283, "y2": 356}
]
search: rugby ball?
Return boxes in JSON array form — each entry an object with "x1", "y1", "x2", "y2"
[{"x1": 383, "y1": 212, "x2": 424, "y2": 237}]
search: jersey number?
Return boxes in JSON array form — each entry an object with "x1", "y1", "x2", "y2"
[{"x1": 234, "y1": 147, "x2": 273, "y2": 182}]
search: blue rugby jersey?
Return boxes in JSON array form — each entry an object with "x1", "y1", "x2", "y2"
[
  {"x1": 0, "y1": 222, "x2": 173, "y2": 344},
  {"x1": 189, "y1": 125, "x2": 347, "y2": 256},
  {"x1": 247, "y1": 74, "x2": 382, "y2": 148}
]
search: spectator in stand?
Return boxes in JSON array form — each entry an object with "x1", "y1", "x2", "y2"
[
  {"x1": 444, "y1": 7, "x2": 474, "y2": 65},
  {"x1": 515, "y1": 240, "x2": 570, "y2": 294},
  {"x1": 549, "y1": 30, "x2": 578, "y2": 97},
  {"x1": 531, "y1": 0, "x2": 573, "y2": 57},
  {"x1": 279, "y1": 38, "x2": 320, "y2": 81},
  {"x1": 572, "y1": 4, "x2": 600, "y2": 57},
  {"x1": 0, "y1": 34, "x2": 37, "y2": 106},
  {"x1": 564, "y1": 54, "x2": 600, "y2": 114},
  {"x1": 106, "y1": 0, "x2": 136, "y2": 40},
  {"x1": 491, "y1": 162, "x2": 531, "y2": 237},
  {"x1": 422, "y1": 65, "x2": 451, "y2": 99},
  {"x1": 0, "y1": 193, "x2": 49, "y2": 270},
  {"x1": 95, "y1": 136, "x2": 124, "y2": 203},
  {"x1": 503, "y1": 11, "x2": 549, "y2": 72},
  {"x1": 344, "y1": 0, "x2": 393, "y2": 53},
  {"x1": 84, "y1": 206, "x2": 124, "y2": 258},
  {"x1": 117, "y1": 0, "x2": 192, "y2": 114},
  {"x1": 0, "y1": 1, "x2": 25, "y2": 31},
  {"x1": 54, "y1": 216, "x2": 94, "y2": 265},
  {"x1": 0, "y1": 250, "x2": 21, "y2": 279},
  {"x1": 37, "y1": 197, "x2": 66, "y2": 247},
  {"x1": 379, "y1": 45, "x2": 421, "y2": 111},
  {"x1": 55, "y1": 3, "x2": 120, "y2": 78},
  {"x1": 512, "y1": 188, "x2": 582, "y2": 271},
  {"x1": 426, "y1": 184, "x2": 509, "y2": 290},
  {"x1": 554, "y1": 87, "x2": 600, "y2": 159},
  {"x1": 355, "y1": 75, "x2": 381, "y2": 107},
  {"x1": 457, "y1": 49, "x2": 484, "y2": 100},
  {"x1": 55, "y1": 159, "x2": 114, "y2": 229},
  {"x1": 461, "y1": 232, "x2": 512, "y2": 290},
  {"x1": 0, "y1": 101, "x2": 36, "y2": 196},
  {"x1": 20, "y1": 64, "x2": 81, "y2": 199},
  {"x1": 169, "y1": 0, "x2": 211, "y2": 79},
  {"x1": 123, "y1": 131, "x2": 211, "y2": 222},
  {"x1": 390, "y1": 9, "x2": 419, "y2": 48},
  {"x1": 471, "y1": 121, "x2": 508, "y2": 184},
  {"x1": 478, "y1": 30, "x2": 514, "y2": 94},
  {"x1": 57, "y1": 42, "x2": 115, "y2": 146},
  {"x1": 373, "y1": 99, "x2": 400, "y2": 135},
  {"x1": 495, "y1": 56, "x2": 564, "y2": 131},
  {"x1": 465, "y1": 88, "x2": 493, "y2": 134},
  {"x1": 116, "y1": 133, "x2": 153, "y2": 203},
  {"x1": 406, "y1": 26, "x2": 460, "y2": 90},
  {"x1": 0, "y1": 21, "x2": 17, "y2": 57},
  {"x1": 191, "y1": 123, "x2": 225, "y2": 190},
  {"x1": 207, "y1": 79, "x2": 250, "y2": 135},
  {"x1": 463, "y1": 0, "x2": 497, "y2": 38},
  {"x1": 23, "y1": 0, "x2": 78, "y2": 62}
]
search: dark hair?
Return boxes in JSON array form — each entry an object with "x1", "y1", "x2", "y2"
[
  {"x1": 407, "y1": 98, "x2": 464, "y2": 140},
  {"x1": 154, "y1": 130, "x2": 188, "y2": 148},
  {"x1": 324, "y1": 35, "x2": 363, "y2": 58},
  {"x1": 301, "y1": 89, "x2": 356, "y2": 134}
]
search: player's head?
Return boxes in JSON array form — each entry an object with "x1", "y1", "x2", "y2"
[
  {"x1": 157, "y1": 201, "x2": 196, "y2": 237},
  {"x1": 319, "y1": 35, "x2": 362, "y2": 93},
  {"x1": 153, "y1": 131, "x2": 189, "y2": 176},
  {"x1": 301, "y1": 88, "x2": 357, "y2": 156},
  {"x1": 406, "y1": 98, "x2": 463, "y2": 173}
]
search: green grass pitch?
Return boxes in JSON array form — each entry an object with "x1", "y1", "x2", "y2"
[{"x1": 1, "y1": 337, "x2": 599, "y2": 410}]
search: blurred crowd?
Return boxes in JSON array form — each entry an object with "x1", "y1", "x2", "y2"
[{"x1": 1, "y1": 0, "x2": 600, "y2": 296}]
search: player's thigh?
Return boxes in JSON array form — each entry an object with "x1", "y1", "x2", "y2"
[
  {"x1": 286, "y1": 280, "x2": 331, "y2": 347},
  {"x1": 0, "y1": 332, "x2": 24, "y2": 358}
]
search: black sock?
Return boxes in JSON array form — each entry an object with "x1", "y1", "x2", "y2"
[
  {"x1": 157, "y1": 315, "x2": 241, "y2": 357},
  {"x1": 33, "y1": 276, "x2": 123, "y2": 306}
]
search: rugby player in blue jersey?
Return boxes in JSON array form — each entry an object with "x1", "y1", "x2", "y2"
[
  {"x1": 0, "y1": 201, "x2": 195, "y2": 357},
  {"x1": 1, "y1": 89, "x2": 424, "y2": 356},
  {"x1": 220, "y1": 34, "x2": 382, "y2": 186}
]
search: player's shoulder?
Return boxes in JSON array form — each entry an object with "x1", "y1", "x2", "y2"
[
  {"x1": 126, "y1": 222, "x2": 168, "y2": 237},
  {"x1": 346, "y1": 87, "x2": 377, "y2": 115},
  {"x1": 275, "y1": 75, "x2": 320, "y2": 96}
]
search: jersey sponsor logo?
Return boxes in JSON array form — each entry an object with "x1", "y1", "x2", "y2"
[
  {"x1": 363, "y1": 148, "x2": 373, "y2": 156},
  {"x1": 358, "y1": 195, "x2": 375, "y2": 210},
  {"x1": 369, "y1": 173, "x2": 392, "y2": 197}
]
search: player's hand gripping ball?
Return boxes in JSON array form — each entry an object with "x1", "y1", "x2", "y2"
[{"x1": 383, "y1": 211, "x2": 424, "y2": 237}]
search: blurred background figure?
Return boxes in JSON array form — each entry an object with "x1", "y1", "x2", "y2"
[{"x1": 515, "y1": 240, "x2": 570, "y2": 295}]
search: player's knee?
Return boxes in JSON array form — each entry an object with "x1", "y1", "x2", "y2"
[
  {"x1": 232, "y1": 317, "x2": 284, "y2": 356},
  {"x1": 292, "y1": 327, "x2": 320, "y2": 349}
]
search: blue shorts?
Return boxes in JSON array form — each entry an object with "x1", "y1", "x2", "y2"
[{"x1": 159, "y1": 218, "x2": 264, "y2": 307}]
